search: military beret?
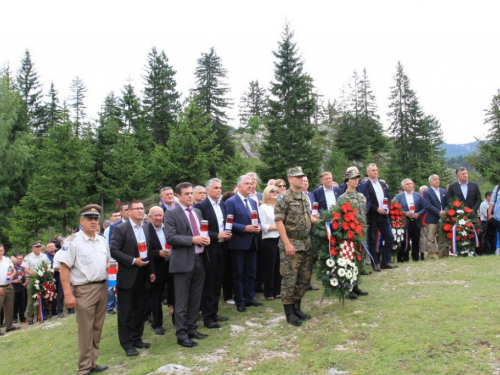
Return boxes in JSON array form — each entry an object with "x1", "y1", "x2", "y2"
[{"x1": 78, "y1": 204, "x2": 102, "y2": 218}]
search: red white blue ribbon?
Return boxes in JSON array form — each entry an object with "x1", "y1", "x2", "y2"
[{"x1": 37, "y1": 295, "x2": 45, "y2": 322}]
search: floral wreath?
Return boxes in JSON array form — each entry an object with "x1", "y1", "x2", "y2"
[
  {"x1": 313, "y1": 199, "x2": 366, "y2": 303},
  {"x1": 27, "y1": 260, "x2": 57, "y2": 321},
  {"x1": 439, "y1": 197, "x2": 480, "y2": 256}
]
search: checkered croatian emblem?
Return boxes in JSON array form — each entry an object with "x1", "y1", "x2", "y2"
[{"x1": 340, "y1": 240, "x2": 354, "y2": 262}]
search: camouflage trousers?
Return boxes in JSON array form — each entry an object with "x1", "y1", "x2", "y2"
[{"x1": 279, "y1": 248, "x2": 313, "y2": 305}]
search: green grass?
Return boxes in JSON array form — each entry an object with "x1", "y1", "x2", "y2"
[{"x1": 3, "y1": 256, "x2": 500, "y2": 374}]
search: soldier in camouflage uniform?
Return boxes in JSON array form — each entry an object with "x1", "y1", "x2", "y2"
[{"x1": 275, "y1": 167, "x2": 319, "y2": 326}]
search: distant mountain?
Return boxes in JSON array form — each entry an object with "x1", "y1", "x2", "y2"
[{"x1": 441, "y1": 141, "x2": 479, "y2": 158}]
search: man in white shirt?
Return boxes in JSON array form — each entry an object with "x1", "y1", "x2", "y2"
[{"x1": 0, "y1": 244, "x2": 19, "y2": 335}]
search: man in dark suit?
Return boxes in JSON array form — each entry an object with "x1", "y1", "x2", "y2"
[
  {"x1": 164, "y1": 182, "x2": 210, "y2": 348},
  {"x1": 447, "y1": 167, "x2": 481, "y2": 211},
  {"x1": 160, "y1": 187, "x2": 178, "y2": 212},
  {"x1": 423, "y1": 174, "x2": 449, "y2": 259},
  {"x1": 395, "y1": 179, "x2": 426, "y2": 262},
  {"x1": 365, "y1": 163, "x2": 396, "y2": 271},
  {"x1": 147, "y1": 206, "x2": 172, "y2": 335},
  {"x1": 195, "y1": 178, "x2": 232, "y2": 329},
  {"x1": 225, "y1": 174, "x2": 262, "y2": 312},
  {"x1": 108, "y1": 203, "x2": 129, "y2": 245},
  {"x1": 313, "y1": 171, "x2": 342, "y2": 212},
  {"x1": 110, "y1": 200, "x2": 155, "y2": 357}
]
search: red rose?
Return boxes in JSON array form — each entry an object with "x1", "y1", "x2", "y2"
[
  {"x1": 390, "y1": 215, "x2": 396, "y2": 220},
  {"x1": 465, "y1": 222, "x2": 472, "y2": 228},
  {"x1": 453, "y1": 201, "x2": 461, "y2": 208},
  {"x1": 392, "y1": 222, "x2": 397, "y2": 228},
  {"x1": 446, "y1": 218, "x2": 450, "y2": 222},
  {"x1": 347, "y1": 231, "x2": 354, "y2": 239},
  {"x1": 443, "y1": 224, "x2": 452, "y2": 232},
  {"x1": 342, "y1": 221, "x2": 350, "y2": 230},
  {"x1": 456, "y1": 235, "x2": 461, "y2": 241},
  {"x1": 356, "y1": 254, "x2": 362, "y2": 262},
  {"x1": 469, "y1": 234, "x2": 474, "y2": 239},
  {"x1": 344, "y1": 214, "x2": 353, "y2": 222},
  {"x1": 355, "y1": 226, "x2": 362, "y2": 234},
  {"x1": 330, "y1": 247, "x2": 337, "y2": 256},
  {"x1": 448, "y1": 210, "x2": 456, "y2": 216},
  {"x1": 332, "y1": 221, "x2": 339, "y2": 230},
  {"x1": 452, "y1": 218, "x2": 456, "y2": 222},
  {"x1": 333, "y1": 212, "x2": 341, "y2": 220},
  {"x1": 464, "y1": 217, "x2": 468, "y2": 221},
  {"x1": 330, "y1": 237, "x2": 337, "y2": 246},
  {"x1": 447, "y1": 233, "x2": 453, "y2": 239},
  {"x1": 352, "y1": 209, "x2": 358, "y2": 216},
  {"x1": 464, "y1": 207, "x2": 472, "y2": 213},
  {"x1": 349, "y1": 222, "x2": 356, "y2": 230}
]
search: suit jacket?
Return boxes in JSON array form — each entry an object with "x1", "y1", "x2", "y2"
[
  {"x1": 447, "y1": 180, "x2": 481, "y2": 211},
  {"x1": 164, "y1": 205, "x2": 208, "y2": 274},
  {"x1": 305, "y1": 191, "x2": 315, "y2": 208},
  {"x1": 313, "y1": 186, "x2": 342, "y2": 212},
  {"x1": 110, "y1": 220, "x2": 155, "y2": 289},
  {"x1": 395, "y1": 191, "x2": 425, "y2": 228},
  {"x1": 225, "y1": 194, "x2": 260, "y2": 251},
  {"x1": 147, "y1": 222, "x2": 168, "y2": 284},
  {"x1": 195, "y1": 197, "x2": 227, "y2": 253},
  {"x1": 108, "y1": 219, "x2": 126, "y2": 245},
  {"x1": 422, "y1": 187, "x2": 448, "y2": 224},
  {"x1": 365, "y1": 179, "x2": 391, "y2": 218}
]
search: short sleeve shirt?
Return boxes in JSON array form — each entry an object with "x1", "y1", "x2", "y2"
[
  {"x1": 55, "y1": 231, "x2": 110, "y2": 286},
  {"x1": 274, "y1": 189, "x2": 312, "y2": 251},
  {"x1": 22, "y1": 252, "x2": 50, "y2": 274},
  {"x1": 0, "y1": 256, "x2": 15, "y2": 285}
]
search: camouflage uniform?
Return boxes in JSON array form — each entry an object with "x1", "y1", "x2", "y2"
[{"x1": 275, "y1": 188, "x2": 313, "y2": 305}]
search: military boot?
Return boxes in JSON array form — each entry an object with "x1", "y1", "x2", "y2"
[
  {"x1": 284, "y1": 304, "x2": 302, "y2": 326},
  {"x1": 293, "y1": 299, "x2": 311, "y2": 320}
]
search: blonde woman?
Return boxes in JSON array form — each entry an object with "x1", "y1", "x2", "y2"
[{"x1": 258, "y1": 185, "x2": 282, "y2": 300}]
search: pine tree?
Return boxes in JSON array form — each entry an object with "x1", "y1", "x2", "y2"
[
  {"x1": 386, "y1": 62, "x2": 445, "y2": 187},
  {"x1": 0, "y1": 69, "x2": 34, "y2": 247},
  {"x1": 121, "y1": 81, "x2": 142, "y2": 133},
  {"x1": 16, "y1": 49, "x2": 45, "y2": 134},
  {"x1": 238, "y1": 80, "x2": 268, "y2": 128},
  {"x1": 44, "y1": 82, "x2": 62, "y2": 131},
  {"x1": 192, "y1": 47, "x2": 236, "y2": 172},
  {"x1": 259, "y1": 24, "x2": 320, "y2": 181},
  {"x1": 469, "y1": 90, "x2": 500, "y2": 184},
  {"x1": 69, "y1": 76, "x2": 87, "y2": 136},
  {"x1": 143, "y1": 47, "x2": 181, "y2": 145}
]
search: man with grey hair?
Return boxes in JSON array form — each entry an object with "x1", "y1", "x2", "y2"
[
  {"x1": 160, "y1": 187, "x2": 177, "y2": 212},
  {"x1": 247, "y1": 172, "x2": 263, "y2": 203},
  {"x1": 395, "y1": 179, "x2": 425, "y2": 262},
  {"x1": 193, "y1": 186, "x2": 207, "y2": 205},
  {"x1": 225, "y1": 175, "x2": 262, "y2": 312},
  {"x1": 422, "y1": 174, "x2": 448, "y2": 259},
  {"x1": 195, "y1": 178, "x2": 232, "y2": 328}
]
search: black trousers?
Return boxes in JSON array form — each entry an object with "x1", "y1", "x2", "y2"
[
  {"x1": 201, "y1": 243, "x2": 226, "y2": 324},
  {"x1": 117, "y1": 268, "x2": 147, "y2": 351},
  {"x1": 399, "y1": 220, "x2": 420, "y2": 262},
  {"x1": 13, "y1": 289, "x2": 26, "y2": 321},
  {"x1": 261, "y1": 237, "x2": 281, "y2": 298},
  {"x1": 222, "y1": 247, "x2": 233, "y2": 301}
]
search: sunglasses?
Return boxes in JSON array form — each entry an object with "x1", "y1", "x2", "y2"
[
  {"x1": 270, "y1": 190, "x2": 279, "y2": 193},
  {"x1": 277, "y1": 184, "x2": 286, "y2": 188}
]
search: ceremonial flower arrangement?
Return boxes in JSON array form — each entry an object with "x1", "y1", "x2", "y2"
[
  {"x1": 439, "y1": 197, "x2": 480, "y2": 256},
  {"x1": 389, "y1": 201, "x2": 406, "y2": 250},
  {"x1": 28, "y1": 261, "x2": 56, "y2": 320},
  {"x1": 313, "y1": 199, "x2": 365, "y2": 302}
]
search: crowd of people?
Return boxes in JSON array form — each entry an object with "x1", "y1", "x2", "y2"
[{"x1": 0, "y1": 164, "x2": 496, "y2": 374}]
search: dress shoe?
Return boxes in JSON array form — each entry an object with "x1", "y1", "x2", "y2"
[
  {"x1": 360, "y1": 270, "x2": 372, "y2": 275},
  {"x1": 188, "y1": 331, "x2": 208, "y2": 339},
  {"x1": 58, "y1": 312, "x2": 65, "y2": 318},
  {"x1": 91, "y1": 365, "x2": 108, "y2": 372},
  {"x1": 353, "y1": 286, "x2": 369, "y2": 296},
  {"x1": 205, "y1": 321, "x2": 221, "y2": 329},
  {"x1": 245, "y1": 300, "x2": 263, "y2": 307},
  {"x1": 154, "y1": 327, "x2": 165, "y2": 335},
  {"x1": 214, "y1": 315, "x2": 228, "y2": 322},
  {"x1": 381, "y1": 263, "x2": 398, "y2": 269},
  {"x1": 177, "y1": 338, "x2": 198, "y2": 348},
  {"x1": 0, "y1": 331, "x2": 4, "y2": 336},
  {"x1": 126, "y1": 348, "x2": 139, "y2": 356},
  {"x1": 307, "y1": 285, "x2": 319, "y2": 291},
  {"x1": 237, "y1": 306, "x2": 247, "y2": 312},
  {"x1": 68, "y1": 309, "x2": 75, "y2": 314},
  {"x1": 28, "y1": 320, "x2": 34, "y2": 325},
  {"x1": 347, "y1": 291, "x2": 358, "y2": 300},
  {"x1": 13, "y1": 319, "x2": 18, "y2": 324},
  {"x1": 106, "y1": 310, "x2": 115, "y2": 315},
  {"x1": 133, "y1": 341, "x2": 151, "y2": 349},
  {"x1": 6, "y1": 326, "x2": 19, "y2": 332},
  {"x1": 372, "y1": 265, "x2": 381, "y2": 272}
]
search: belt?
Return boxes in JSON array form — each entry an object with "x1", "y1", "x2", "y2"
[
  {"x1": 195, "y1": 253, "x2": 203, "y2": 257},
  {"x1": 79, "y1": 280, "x2": 107, "y2": 286}
]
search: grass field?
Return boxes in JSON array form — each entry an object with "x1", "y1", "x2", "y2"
[{"x1": 2, "y1": 256, "x2": 500, "y2": 375}]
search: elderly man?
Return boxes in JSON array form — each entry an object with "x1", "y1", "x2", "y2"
[
  {"x1": 193, "y1": 185, "x2": 207, "y2": 205},
  {"x1": 0, "y1": 245, "x2": 19, "y2": 335},
  {"x1": 422, "y1": 174, "x2": 449, "y2": 259},
  {"x1": 22, "y1": 240, "x2": 50, "y2": 324},
  {"x1": 55, "y1": 204, "x2": 110, "y2": 375}
]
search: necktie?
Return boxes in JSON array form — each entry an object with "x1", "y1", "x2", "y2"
[
  {"x1": 244, "y1": 198, "x2": 251, "y2": 214},
  {"x1": 186, "y1": 208, "x2": 200, "y2": 236}
]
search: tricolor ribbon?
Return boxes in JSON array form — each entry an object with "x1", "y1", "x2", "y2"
[
  {"x1": 325, "y1": 221, "x2": 331, "y2": 242},
  {"x1": 361, "y1": 242, "x2": 376, "y2": 264},
  {"x1": 37, "y1": 295, "x2": 45, "y2": 322},
  {"x1": 451, "y1": 223, "x2": 479, "y2": 256}
]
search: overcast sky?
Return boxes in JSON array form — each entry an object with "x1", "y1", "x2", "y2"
[{"x1": 2, "y1": 0, "x2": 499, "y2": 144}]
